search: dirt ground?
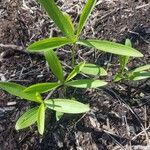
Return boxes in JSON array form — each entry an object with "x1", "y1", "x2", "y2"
[{"x1": 0, "y1": 0, "x2": 150, "y2": 150}]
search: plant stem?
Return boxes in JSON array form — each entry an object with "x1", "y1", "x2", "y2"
[
  {"x1": 63, "y1": 85, "x2": 67, "y2": 98},
  {"x1": 72, "y1": 44, "x2": 76, "y2": 67}
]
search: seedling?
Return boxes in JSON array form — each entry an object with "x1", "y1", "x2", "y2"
[
  {"x1": 0, "y1": 0, "x2": 145, "y2": 135},
  {"x1": 114, "y1": 39, "x2": 150, "y2": 82},
  {"x1": 0, "y1": 50, "x2": 107, "y2": 135},
  {"x1": 24, "y1": 50, "x2": 107, "y2": 93},
  {"x1": 28, "y1": 0, "x2": 143, "y2": 63},
  {"x1": 0, "y1": 82, "x2": 90, "y2": 135}
]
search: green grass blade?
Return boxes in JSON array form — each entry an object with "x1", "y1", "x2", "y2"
[
  {"x1": 77, "y1": 39, "x2": 143, "y2": 57},
  {"x1": 44, "y1": 50, "x2": 64, "y2": 83},
  {"x1": 81, "y1": 63, "x2": 107, "y2": 76},
  {"x1": 27, "y1": 37, "x2": 72, "y2": 52},
  {"x1": 24, "y1": 82, "x2": 61, "y2": 94},
  {"x1": 37, "y1": 103, "x2": 45, "y2": 135},
  {"x1": 76, "y1": 0, "x2": 97, "y2": 36},
  {"x1": 15, "y1": 107, "x2": 39, "y2": 130},
  {"x1": 66, "y1": 62, "x2": 85, "y2": 82},
  {"x1": 0, "y1": 82, "x2": 41, "y2": 103},
  {"x1": 65, "y1": 79, "x2": 107, "y2": 88},
  {"x1": 38, "y1": 0, "x2": 74, "y2": 37},
  {"x1": 45, "y1": 99, "x2": 90, "y2": 114}
]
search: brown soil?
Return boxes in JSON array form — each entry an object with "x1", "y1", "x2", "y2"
[{"x1": 0, "y1": 0, "x2": 150, "y2": 150}]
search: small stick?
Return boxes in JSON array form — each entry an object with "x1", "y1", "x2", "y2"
[
  {"x1": 136, "y1": 3, "x2": 150, "y2": 10},
  {"x1": 132, "y1": 125, "x2": 150, "y2": 141},
  {"x1": 0, "y1": 43, "x2": 23, "y2": 51}
]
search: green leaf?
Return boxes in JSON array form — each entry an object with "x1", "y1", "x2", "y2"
[
  {"x1": 66, "y1": 62, "x2": 85, "y2": 82},
  {"x1": 129, "y1": 71, "x2": 150, "y2": 81},
  {"x1": 81, "y1": 63, "x2": 107, "y2": 76},
  {"x1": 56, "y1": 111, "x2": 64, "y2": 121},
  {"x1": 125, "y1": 39, "x2": 132, "y2": 47},
  {"x1": 0, "y1": 82, "x2": 41, "y2": 103},
  {"x1": 44, "y1": 50, "x2": 64, "y2": 83},
  {"x1": 45, "y1": 99, "x2": 90, "y2": 114},
  {"x1": 119, "y1": 39, "x2": 131, "y2": 72},
  {"x1": 63, "y1": 12, "x2": 75, "y2": 35},
  {"x1": 131, "y1": 64, "x2": 150, "y2": 73},
  {"x1": 77, "y1": 39, "x2": 143, "y2": 57},
  {"x1": 119, "y1": 56, "x2": 129, "y2": 72},
  {"x1": 65, "y1": 79, "x2": 107, "y2": 88},
  {"x1": 113, "y1": 74, "x2": 123, "y2": 82},
  {"x1": 24, "y1": 82, "x2": 61, "y2": 94},
  {"x1": 38, "y1": 0, "x2": 74, "y2": 38},
  {"x1": 27, "y1": 37, "x2": 72, "y2": 52},
  {"x1": 126, "y1": 64, "x2": 150, "y2": 81},
  {"x1": 76, "y1": 0, "x2": 97, "y2": 36},
  {"x1": 37, "y1": 103, "x2": 45, "y2": 135},
  {"x1": 15, "y1": 107, "x2": 39, "y2": 130}
]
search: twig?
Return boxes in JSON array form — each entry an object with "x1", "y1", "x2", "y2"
[
  {"x1": 104, "y1": 88, "x2": 150, "y2": 145},
  {"x1": 128, "y1": 30, "x2": 150, "y2": 44},
  {"x1": 45, "y1": 90, "x2": 55, "y2": 100},
  {"x1": 0, "y1": 43, "x2": 23, "y2": 51},
  {"x1": 132, "y1": 145, "x2": 150, "y2": 150},
  {"x1": 131, "y1": 125, "x2": 150, "y2": 141},
  {"x1": 136, "y1": 3, "x2": 150, "y2": 10},
  {"x1": 104, "y1": 130, "x2": 126, "y2": 150},
  {"x1": 100, "y1": 8, "x2": 120, "y2": 20}
]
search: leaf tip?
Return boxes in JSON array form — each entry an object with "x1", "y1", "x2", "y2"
[
  {"x1": 15, "y1": 124, "x2": 19, "y2": 130},
  {"x1": 139, "y1": 53, "x2": 144, "y2": 57},
  {"x1": 38, "y1": 129, "x2": 44, "y2": 135}
]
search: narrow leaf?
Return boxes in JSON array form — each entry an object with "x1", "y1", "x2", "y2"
[
  {"x1": 37, "y1": 103, "x2": 45, "y2": 135},
  {"x1": 129, "y1": 71, "x2": 150, "y2": 81},
  {"x1": 66, "y1": 62, "x2": 85, "y2": 82},
  {"x1": 56, "y1": 111, "x2": 64, "y2": 121},
  {"x1": 27, "y1": 37, "x2": 72, "y2": 52},
  {"x1": 45, "y1": 99, "x2": 90, "y2": 114},
  {"x1": 24, "y1": 82, "x2": 61, "y2": 94},
  {"x1": 119, "y1": 39, "x2": 131, "y2": 72},
  {"x1": 119, "y1": 56, "x2": 128, "y2": 72},
  {"x1": 125, "y1": 38, "x2": 132, "y2": 47},
  {"x1": 44, "y1": 50, "x2": 64, "y2": 83},
  {"x1": 15, "y1": 107, "x2": 39, "y2": 130},
  {"x1": 76, "y1": 0, "x2": 97, "y2": 36},
  {"x1": 63, "y1": 12, "x2": 75, "y2": 34},
  {"x1": 65, "y1": 79, "x2": 107, "y2": 88},
  {"x1": 77, "y1": 40, "x2": 143, "y2": 57},
  {"x1": 38, "y1": 0, "x2": 74, "y2": 37},
  {"x1": 113, "y1": 74, "x2": 123, "y2": 82},
  {"x1": 0, "y1": 82, "x2": 41, "y2": 103},
  {"x1": 131, "y1": 64, "x2": 150, "y2": 73},
  {"x1": 81, "y1": 63, "x2": 107, "y2": 76}
]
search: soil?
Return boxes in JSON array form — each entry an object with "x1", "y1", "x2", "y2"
[{"x1": 0, "y1": 0, "x2": 150, "y2": 150}]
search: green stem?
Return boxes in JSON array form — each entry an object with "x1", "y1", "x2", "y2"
[{"x1": 72, "y1": 44, "x2": 76, "y2": 67}]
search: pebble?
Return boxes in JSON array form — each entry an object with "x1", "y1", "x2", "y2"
[
  {"x1": 0, "y1": 73, "x2": 6, "y2": 82},
  {"x1": 7, "y1": 101, "x2": 16, "y2": 106}
]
